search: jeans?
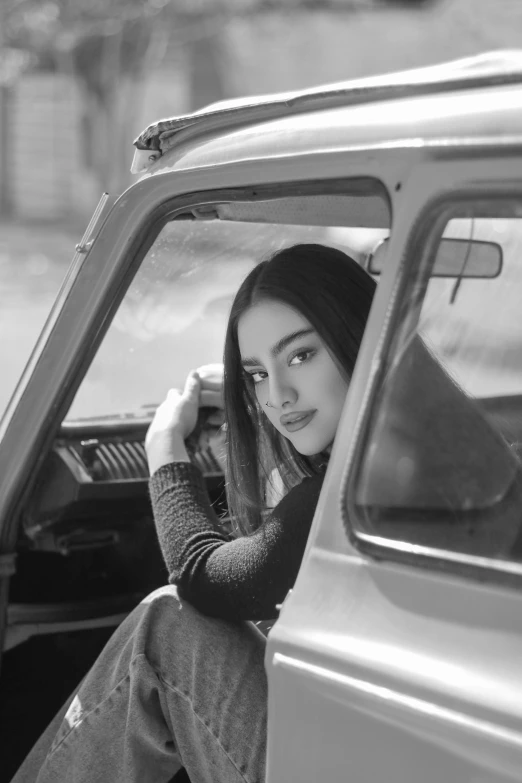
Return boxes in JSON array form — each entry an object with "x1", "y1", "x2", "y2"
[{"x1": 11, "y1": 586, "x2": 267, "y2": 783}]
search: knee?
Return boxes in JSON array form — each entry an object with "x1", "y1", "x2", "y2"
[
  {"x1": 135, "y1": 584, "x2": 248, "y2": 652},
  {"x1": 138, "y1": 584, "x2": 203, "y2": 627},
  {"x1": 140, "y1": 584, "x2": 181, "y2": 607},
  {"x1": 129, "y1": 585, "x2": 263, "y2": 668},
  {"x1": 134, "y1": 584, "x2": 213, "y2": 642}
]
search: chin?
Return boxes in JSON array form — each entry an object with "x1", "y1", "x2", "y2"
[{"x1": 291, "y1": 433, "x2": 332, "y2": 457}]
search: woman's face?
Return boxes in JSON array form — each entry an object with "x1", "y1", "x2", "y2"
[{"x1": 237, "y1": 300, "x2": 350, "y2": 455}]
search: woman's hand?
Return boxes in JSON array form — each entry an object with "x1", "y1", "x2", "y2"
[
  {"x1": 197, "y1": 363, "x2": 224, "y2": 411},
  {"x1": 145, "y1": 372, "x2": 202, "y2": 473},
  {"x1": 196, "y1": 363, "x2": 225, "y2": 429},
  {"x1": 145, "y1": 365, "x2": 225, "y2": 475}
]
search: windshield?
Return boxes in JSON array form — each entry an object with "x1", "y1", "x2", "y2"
[{"x1": 66, "y1": 218, "x2": 383, "y2": 421}]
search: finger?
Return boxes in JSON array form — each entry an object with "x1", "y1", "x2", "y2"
[
  {"x1": 200, "y1": 389, "x2": 224, "y2": 408},
  {"x1": 197, "y1": 363, "x2": 224, "y2": 381},
  {"x1": 197, "y1": 365, "x2": 224, "y2": 392},
  {"x1": 183, "y1": 370, "x2": 201, "y2": 400},
  {"x1": 164, "y1": 389, "x2": 182, "y2": 408},
  {"x1": 199, "y1": 378, "x2": 223, "y2": 392}
]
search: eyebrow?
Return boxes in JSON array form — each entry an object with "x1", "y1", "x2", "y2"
[{"x1": 241, "y1": 328, "x2": 315, "y2": 368}]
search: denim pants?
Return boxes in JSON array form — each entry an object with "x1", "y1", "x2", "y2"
[{"x1": 11, "y1": 586, "x2": 268, "y2": 783}]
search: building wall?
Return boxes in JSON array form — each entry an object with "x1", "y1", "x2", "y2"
[
  {"x1": 9, "y1": 73, "x2": 99, "y2": 221},
  {"x1": 5, "y1": 62, "x2": 188, "y2": 222},
  {"x1": 223, "y1": 0, "x2": 522, "y2": 95}
]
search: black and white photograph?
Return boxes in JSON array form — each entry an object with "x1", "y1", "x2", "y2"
[{"x1": 1, "y1": 1, "x2": 522, "y2": 781}]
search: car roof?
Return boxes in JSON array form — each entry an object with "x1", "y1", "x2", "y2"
[{"x1": 131, "y1": 50, "x2": 522, "y2": 177}]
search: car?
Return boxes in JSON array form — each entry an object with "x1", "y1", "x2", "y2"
[{"x1": 2, "y1": 50, "x2": 522, "y2": 781}]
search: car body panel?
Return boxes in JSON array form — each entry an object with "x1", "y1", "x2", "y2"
[{"x1": 265, "y1": 154, "x2": 522, "y2": 781}]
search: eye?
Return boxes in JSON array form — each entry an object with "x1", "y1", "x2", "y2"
[
  {"x1": 289, "y1": 349, "x2": 314, "y2": 366},
  {"x1": 244, "y1": 369, "x2": 267, "y2": 385}
]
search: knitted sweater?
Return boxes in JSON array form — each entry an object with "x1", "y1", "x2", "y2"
[{"x1": 149, "y1": 461, "x2": 325, "y2": 621}]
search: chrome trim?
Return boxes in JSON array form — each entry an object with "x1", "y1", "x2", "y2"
[{"x1": 356, "y1": 532, "x2": 522, "y2": 578}]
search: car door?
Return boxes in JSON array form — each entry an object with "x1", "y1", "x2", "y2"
[
  {"x1": 266, "y1": 154, "x2": 522, "y2": 782},
  {"x1": 0, "y1": 120, "x2": 406, "y2": 646},
  {"x1": 0, "y1": 147, "x2": 399, "y2": 777}
]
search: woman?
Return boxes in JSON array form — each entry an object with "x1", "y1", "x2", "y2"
[{"x1": 13, "y1": 243, "x2": 376, "y2": 783}]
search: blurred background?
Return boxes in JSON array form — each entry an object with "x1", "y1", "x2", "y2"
[
  {"x1": 1, "y1": 0, "x2": 522, "y2": 410},
  {"x1": 2, "y1": 0, "x2": 522, "y2": 225}
]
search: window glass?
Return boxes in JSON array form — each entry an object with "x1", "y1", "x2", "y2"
[
  {"x1": 352, "y1": 201, "x2": 522, "y2": 569},
  {"x1": 66, "y1": 202, "x2": 386, "y2": 422},
  {"x1": 420, "y1": 216, "x2": 522, "y2": 397}
]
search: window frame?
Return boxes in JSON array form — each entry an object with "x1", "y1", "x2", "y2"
[
  {"x1": 343, "y1": 188, "x2": 522, "y2": 590},
  {"x1": 0, "y1": 175, "x2": 390, "y2": 548}
]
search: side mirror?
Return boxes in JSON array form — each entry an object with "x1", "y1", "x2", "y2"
[{"x1": 368, "y1": 237, "x2": 502, "y2": 278}]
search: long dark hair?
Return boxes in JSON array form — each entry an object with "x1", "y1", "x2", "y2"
[{"x1": 223, "y1": 243, "x2": 376, "y2": 534}]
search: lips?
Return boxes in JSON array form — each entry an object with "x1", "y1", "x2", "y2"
[{"x1": 280, "y1": 410, "x2": 316, "y2": 433}]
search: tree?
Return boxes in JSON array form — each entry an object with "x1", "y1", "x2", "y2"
[
  {"x1": 3, "y1": 2, "x2": 178, "y2": 192},
  {"x1": 3, "y1": 0, "x2": 441, "y2": 82}
]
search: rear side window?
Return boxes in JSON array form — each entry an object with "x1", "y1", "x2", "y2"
[{"x1": 348, "y1": 199, "x2": 522, "y2": 581}]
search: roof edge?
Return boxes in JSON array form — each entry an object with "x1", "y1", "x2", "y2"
[{"x1": 131, "y1": 50, "x2": 522, "y2": 175}]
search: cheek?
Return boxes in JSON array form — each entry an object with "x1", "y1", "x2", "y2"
[
  {"x1": 322, "y1": 374, "x2": 350, "y2": 428},
  {"x1": 314, "y1": 357, "x2": 350, "y2": 405},
  {"x1": 255, "y1": 384, "x2": 269, "y2": 412},
  {"x1": 255, "y1": 386, "x2": 278, "y2": 426}
]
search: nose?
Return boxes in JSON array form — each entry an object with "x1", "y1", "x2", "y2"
[{"x1": 269, "y1": 371, "x2": 297, "y2": 409}]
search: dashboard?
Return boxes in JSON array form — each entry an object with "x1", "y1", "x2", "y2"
[
  {"x1": 10, "y1": 416, "x2": 227, "y2": 612},
  {"x1": 24, "y1": 418, "x2": 225, "y2": 543}
]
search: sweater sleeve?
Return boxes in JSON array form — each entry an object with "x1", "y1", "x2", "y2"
[{"x1": 149, "y1": 461, "x2": 324, "y2": 621}]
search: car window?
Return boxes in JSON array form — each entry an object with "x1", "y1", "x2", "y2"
[
  {"x1": 420, "y1": 216, "x2": 522, "y2": 398},
  {"x1": 349, "y1": 199, "x2": 522, "y2": 578},
  {"x1": 66, "y1": 209, "x2": 385, "y2": 422}
]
